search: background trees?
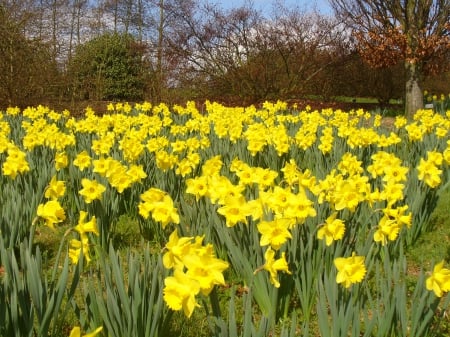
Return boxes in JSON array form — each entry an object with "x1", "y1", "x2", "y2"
[
  {"x1": 330, "y1": 0, "x2": 450, "y2": 117},
  {"x1": 0, "y1": 0, "x2": 448, "y2": 111},
  {"x1": 0, "y1": 3, "x2": 60, "y2": 106}
]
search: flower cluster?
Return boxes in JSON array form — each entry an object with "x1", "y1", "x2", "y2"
[
  {"x1": 1, "y1": 99, "x2": 450, "y2": 332},
  {"x1": 69, "y1": 211, "x2": 99, "y2": 264},
  {"x1": 162, "y1": 230, "x2": 229, "y2": 317},
  {"x1": 417, "y1": 151, "x2": 444, "y2": 188},
  {"x1": 2, "y1": 145, "x2": 30, "y2": 179},
  {"x1": 36, "y1": 175, "x2": 67, "y2": 229},
  {"x1": 138, "y1": 188, "x2": 180, "y2": 228}
]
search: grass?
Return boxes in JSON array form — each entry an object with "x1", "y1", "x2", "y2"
[
  {"x1": 333, "y1": 96, "x2": 403, "y2": 105},
  {"x1": 300, "y1": 95, "x2": 405, "y2": 117},
  {"x1": 406, "y1": 184, "x2": 450, "y2": 270},
  {"x1": 302, "y1": 94, "x2": 403, "y2": 105}
]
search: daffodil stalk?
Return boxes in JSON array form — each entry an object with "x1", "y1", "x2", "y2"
[
  {"x1": 0, "y1": 230, "x2": 82, "y2": 337},
  {"x1": 78, "y1": 244, "x2": 172, "y2": 337}
]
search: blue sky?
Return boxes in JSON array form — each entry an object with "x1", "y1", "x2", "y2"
[{"x1": 216, "y1": 0, "x2": 332, "y2": 15}]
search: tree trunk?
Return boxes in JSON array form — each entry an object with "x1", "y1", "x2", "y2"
[
  {"x1": 156, "y1": 0, "x2": 164, "y2": 102},
  {"x1": 404, "y1": 61, "x2": 423, "y2": 118}
]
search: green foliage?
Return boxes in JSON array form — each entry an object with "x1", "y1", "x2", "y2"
[
  {"x1": 77, "y1": 244, "x2": 172, "y2": 337},
  {"x1": 68, "y1": 33, "x2": 148, "y2": 101},
  {"x1": 0, "y1": 231, "x2": 81, "y2": 337}
]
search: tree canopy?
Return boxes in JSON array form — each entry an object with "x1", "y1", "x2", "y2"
[{"x1": 68, "y1": 32, "x2": 149, "y2": 101}]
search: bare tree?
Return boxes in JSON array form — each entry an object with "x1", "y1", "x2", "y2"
[
  {"x1": 257, "y1": 5, "x2": 347, "y2": 99},
  {"x1": 67, "y1": 0, "x2": 88, "y2": 63},
  {"x1": 161, "y1": 1, "x2": 348, "y2": 103},
  {"x1": 330, "y1": 0, "x2": 450, "y2": 117}
]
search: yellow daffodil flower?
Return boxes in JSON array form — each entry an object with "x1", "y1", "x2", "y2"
[
  {"x1": 258, "y1": 218, "x2": 292, "y2": 250},
  {"x1": 259, "y1": 247, "x2": 291, "y2": 288},
  {"x1": 36, "y1": 200, "x2": 66, "y2": 229},
  {"x1": 79, "y1": 178, "x2": 106, "y2": 203},
  {"x1": 426, "y1": 261, "x2": 450, "y2": 297},
  {"x1": 317, "y1": 212, "x2": 346, "y2": 246},
  {"x1": 44, "y1": 175, "x2": 66, "y2": 200},
  {"x1": 68, "y1": 326, "x2": 103, "y2": 337},
  {"x1": 334, "y1": 253, "x2": 366, "y2": 288}
]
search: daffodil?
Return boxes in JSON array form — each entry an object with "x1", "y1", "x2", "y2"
[
  {"x1": 317, "y1": 212, "x2": 346, "y2": 246},
  {"x1": 74, "y1": 211, "x2": 99, "y2": 238},
  {"x1": 201, "y1": 155, "x2": 223, "y2": 176},
  {"x1": 217, "y1": 195, "x2": 251, "y2": 227},
  {"x1": 380, "y1": 181, "x2": 405, "y2": 206},
  {"x1": 282, "y1": 188, "x2": 317, "y2": 223},
  {"x1": 184, "y1": 245, "x2": 229, "y2": 295},
  {"x1": 150, "y1": 195, "x2": 180, "y2": 228},
  {"x1": 337, "y1": 153, "x2": 363, "y2": 176},
  {"x1": 138, "y1": 187, "x2": 167, "y2": 218},
  {"x1": 332, "y1": 179, "x2": 362, "y2": 212},
  {"x1": 281, "y1": 159, "x2": 301, "y2": 187},
  {"x1": 383, "y1": 205, "x2": 412, "y2": 228},
  {"x1": 68, "y1": 236, "x2": 91, "y2": 264},
  {"x1": 175, "y1": 157, "x2": 195, "y2": 176},
  {"x1": 92, "y1": 156, "x2": 110, "y2": 175},
  {"x1": 139, "y1": 188, "x2": 179, "y2": 227},
  {"x1": 68, "y1": 326, "x2": 103, "y2": 337},
  {"x1": 426, "y1": 261, "x2": 450, "y2": 297},
  {"x1": 108, "y1": 166, "x2": 133, "y2": 193},
  {"x1": 383, "y1": 164, "x2": 409, "y2": 183},
  {"x1": 55, "y1": 151, "x2": 68, "y2": 171},
  {"x1": 163, "y1": 269, "x2": 201, "y2": 318},
  {"x1": 258, "y1": 247, "x2": 291, "y2": 288},
  {"x1": 36, "y1": 200, "x2": 66, "y2": 229},
  {"x1": 127, "y1": 164, "x2": 147, "y2": 183},
  {"x1": 73, "y1": 150, "x2": 91, "y2": 171},
  {"x1": 79, "y1": 178, "x2": 106, "y2": 203},
  {"x1": 186, "y1": 175, "x2": 209, "y2": 200},
  {"x1": 417, "y1": 158, "x2": 442, "y2": 188},
  {"x1": 155, "y1": 150, "x2": 177, "y2": 171},
  {"x1": 2, "y1": 146, "x2": 30, "y2": 179},
  {"x1": 373, "y1": 216, "x2": 401, "y2": 245},
  {"x1": 44, "y1": 175, "x2": 66, "y2": 200},
  {"x1": 258, "y1": 218, "x2": 292, "y2": 250},
  {"x1": 163, "y1": 230, "x2": 194, "y2": 270},
  {"x1": 207, "y1": 175, "x2": 244, "y2": 205},
  {"x1": 334, "y1": 253, "x2": 366, "y2": 288},
  {"x1": 162, "y1": 230, "x2": 229, "y2": 315}
]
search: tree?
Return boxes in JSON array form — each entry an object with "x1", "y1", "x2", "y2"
[
  {"x1": 330, "y1": 0, "x2": 450, "y2": 117},
  {"x1": 68, "y1": 32, "x2": 149, "y2": 101},
  {"x1": 0, "y1": 3, "x2": 59, "y2": 107},
  {"x1": 163, "y1": 1, "x2": 347, "y2": 104},
  {"x1": 252, "y1": 6, "x2": 346, "y2": 100}
]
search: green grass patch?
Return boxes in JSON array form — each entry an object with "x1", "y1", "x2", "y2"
[{"x1": 407, "y1": 185, "x2": 450, "y2": 270}]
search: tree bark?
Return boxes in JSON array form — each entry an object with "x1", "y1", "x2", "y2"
[
  {"x1": 404, "y1": 60, "x2": 423, "y2": 118},
  {"x1": 156, "y1": 0, "x2": 164, "y2": 102}
]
